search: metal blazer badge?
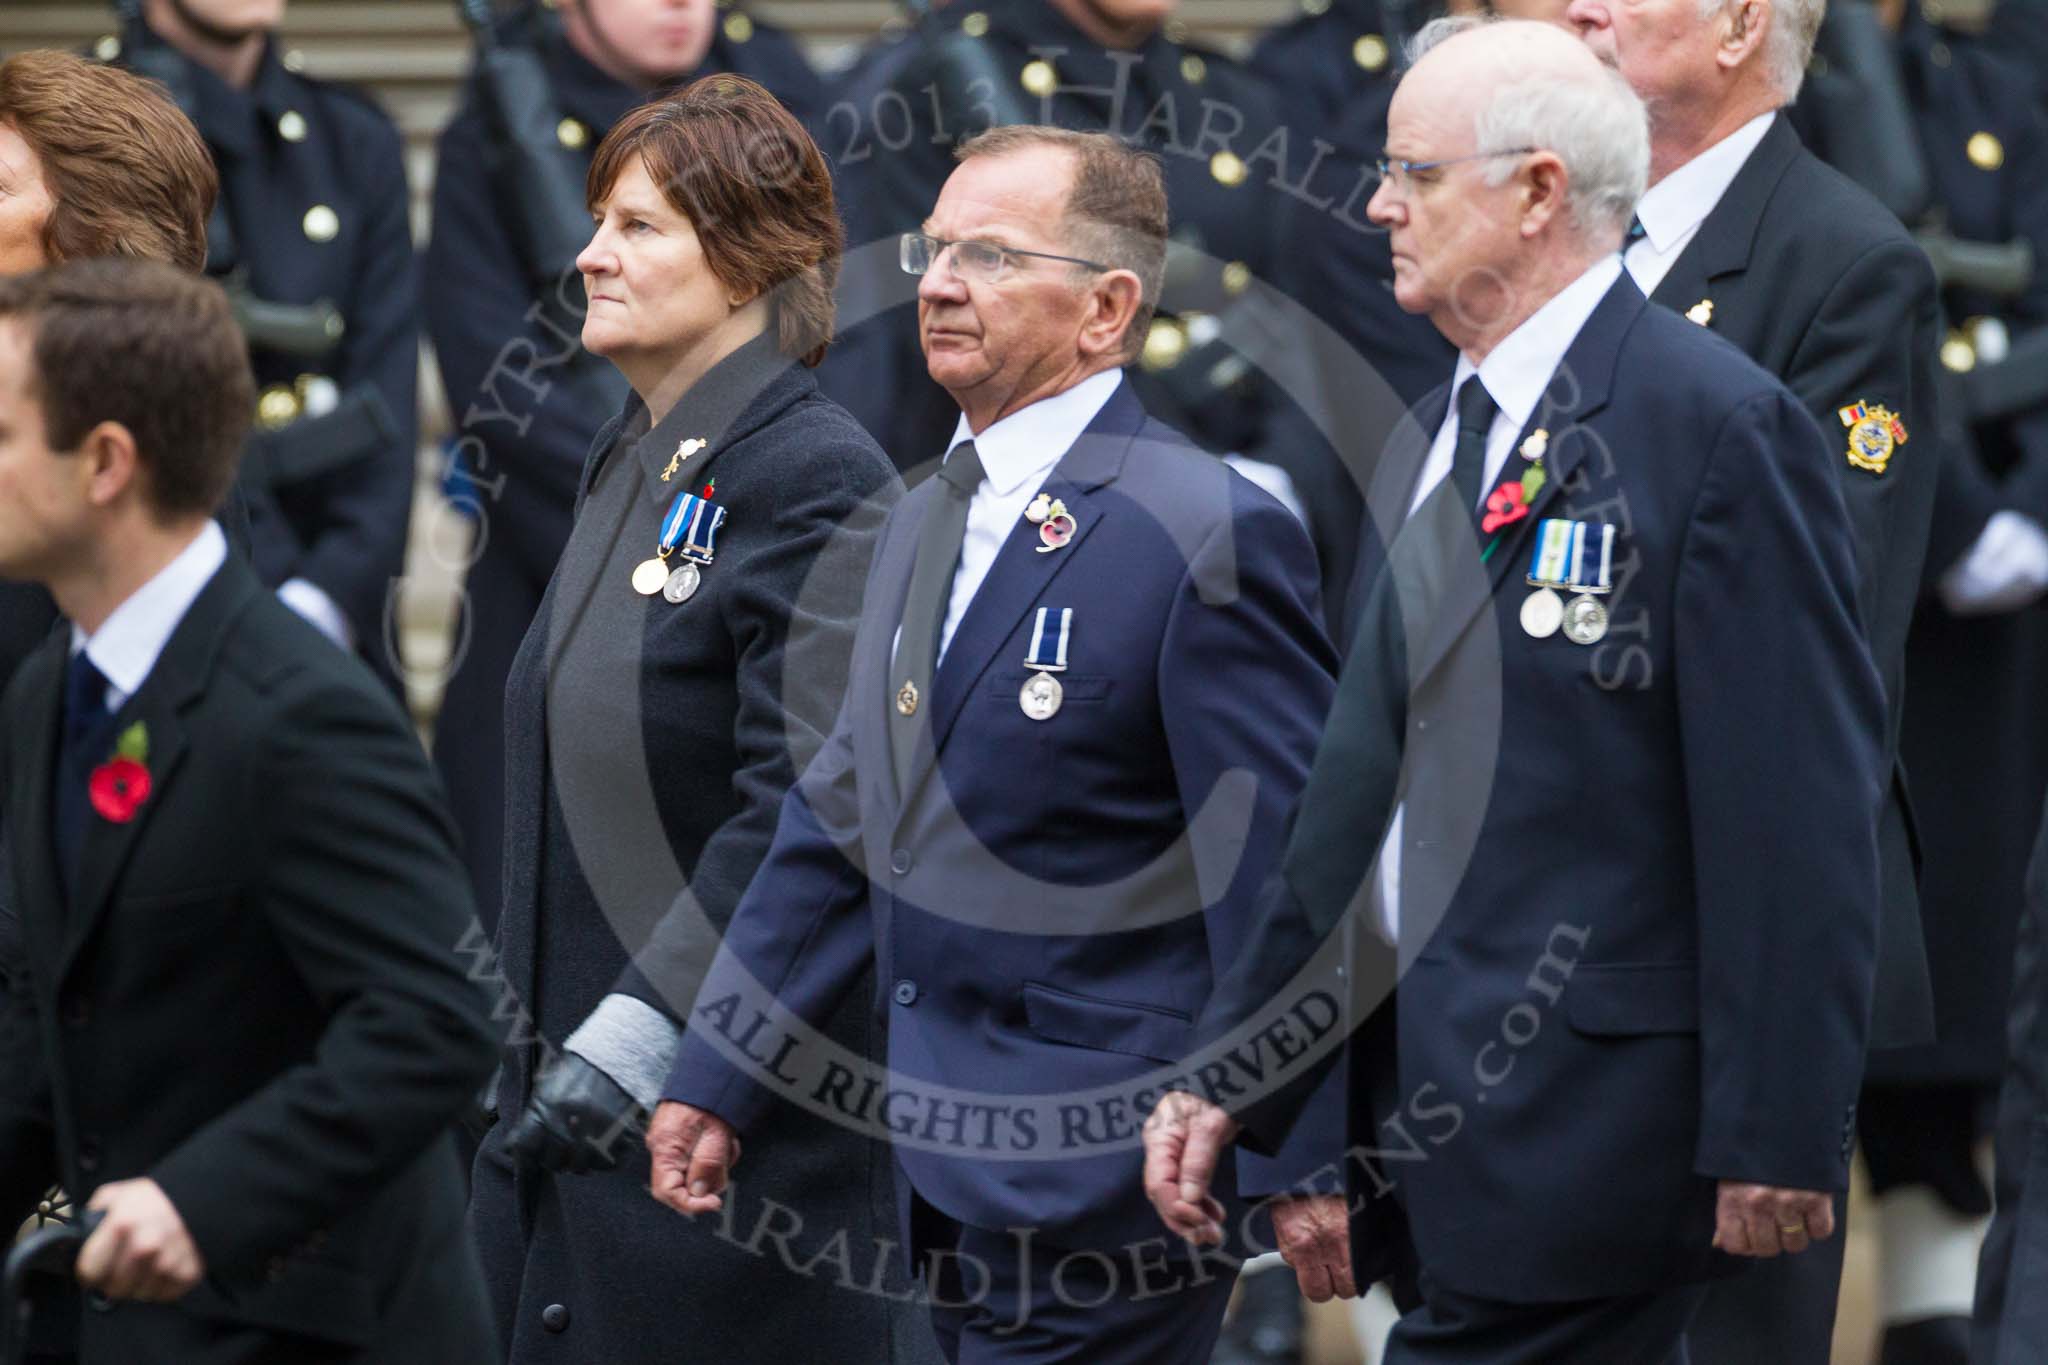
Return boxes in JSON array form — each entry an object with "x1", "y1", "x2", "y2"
[{"x1": 1839, "y1": 401, "x2": 1908, "y2": 475}]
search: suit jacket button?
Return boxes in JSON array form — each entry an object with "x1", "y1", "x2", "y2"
[
  {"x1": 542, "y1": 1303, "x2": 571, "y2": 1333},
  {"x1": 893, "y1": 980, "x2": 919, "y2": 1007},
  {"x1": 890, "y1": 849, "x2": 913, "y2": 876},
  {"x1": 76, "y1": 1139, "x2": 102, "y2": 1174}
]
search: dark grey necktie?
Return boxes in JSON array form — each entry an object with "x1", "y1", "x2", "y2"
[
  {"x1": 891, "y1": 441, "x2": 985, "y2": 787},
  {"x1": 1449, "y1": 376, "x2": 1497, "y2": 522}
]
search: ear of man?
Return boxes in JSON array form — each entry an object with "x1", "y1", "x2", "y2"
[
  {"x1": 1717, "y1": 0, "x2": 1770, "y2": 71},
  {"x1": 80, "y1": 419, "x2": 145, "y2": 515},
  {"x1": 1518, "y1": 151, "x2": 1571, "y2": 240},
  {"x1": 1077, "y1": 269, "x2": 1146, "y2": 363}
]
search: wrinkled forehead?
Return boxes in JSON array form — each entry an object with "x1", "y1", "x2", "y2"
[{"x1": 926, "y1": 149, "x2": 1076, "y2": 247}]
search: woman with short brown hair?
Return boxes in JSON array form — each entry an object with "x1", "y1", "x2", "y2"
[{"x1": 473, "y1": 75, "x2": 935, "y2": 1362}]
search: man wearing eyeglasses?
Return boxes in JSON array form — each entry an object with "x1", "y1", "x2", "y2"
[
  {"x1": 641, "y1": 125, "x2": 1341, "y2": 1363},
  {"x1": 1561, "y1": 0, "x2": 1944, "y2": 1358},
  {"x1": 1141, "y1": 17, "x2": 1886, "y2": 1362}
]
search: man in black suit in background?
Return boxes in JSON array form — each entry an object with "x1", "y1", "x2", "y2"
[
  {"x1": 1559, "y1": 0, "x2": 1943, "y2": 1354},
  {"x1": 0, "y1": 260, "x2": 498, "y2": 1363}
]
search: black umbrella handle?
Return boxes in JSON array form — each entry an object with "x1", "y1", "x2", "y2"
[{"x1": 2, "y1": 1210, "x2": 104, "y2": 1365}]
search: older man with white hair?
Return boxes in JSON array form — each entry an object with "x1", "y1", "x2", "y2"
[
  {"x1": 1562, "y1": 0, "x2": 1945, "y2": 1356},
  {"x1": 1141, "y1": 17, "x2": 1888, "y2": 1362}
]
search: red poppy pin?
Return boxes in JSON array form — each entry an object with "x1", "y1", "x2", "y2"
[
  {"x1": 1480, "y1": 453, "x2": 1549, "y2": 535},
  {"x1": 88, "y1": 722, "x2": 152, "y2": 824}
]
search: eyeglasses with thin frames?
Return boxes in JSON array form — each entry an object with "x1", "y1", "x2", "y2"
[
  {"x1": 1373, "y1": 147, "x2": 1540, "y2": 191},
  {"x1": 899, "y1": 231, "x2": 1113, "y2": 284}
]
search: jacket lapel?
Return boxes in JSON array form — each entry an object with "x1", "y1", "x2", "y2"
[
  {"x1": 11, "y1": 637, "x2": 67, "y2": 971},
  {"x1": 58, "y1": 558, "x2": 258, "y2": 980},
  {"x1": 1409, "y1": 278, "x2": 1643, "y2": 686},
  {"x1": 1649, "y1": 114, "x2": 1800, "y2": 313}
]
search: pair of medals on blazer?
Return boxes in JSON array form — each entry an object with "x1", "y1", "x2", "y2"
[
  {"x1": 1520, "y1": 515, "x2": 1615, "y2": 645},
  {"x1": 631, "y1": 438, "x2": 718, "y2": 604},
  {"x1": 894, "y1": 490, "x2": 1080, "y2": 725}
]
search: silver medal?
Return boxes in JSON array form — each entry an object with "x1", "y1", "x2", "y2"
[
  {"x1": 1520, "y1": 587, "x2": 1563, "y2": 639},
  {"x1": 662, "y1": 562, "x2": 701, "y2": 604},
  {"x1": 1561, "y1": 594, "x2": 1609, "y2": 645},
  {"x1": 1020, "y1": 671, "x2": 1064, "y2": 721}
]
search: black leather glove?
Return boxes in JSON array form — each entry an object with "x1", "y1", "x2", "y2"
[{"x1": 504, "y1": 1054, "x2": 647, "y2": 1176}]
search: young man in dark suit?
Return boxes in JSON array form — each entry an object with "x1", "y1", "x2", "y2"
[
  {"x1": 643, "y1": 127, "x2": 1341, "y2": 1362},
  {"x1": 1145, "y1": 20, "x2": 1886, "y2": 1362},
  {"x1": 0, "y1": 259, "x2": 498, "y2": 1363}
]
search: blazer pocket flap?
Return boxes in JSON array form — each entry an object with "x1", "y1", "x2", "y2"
[
  {"x1": 1022, "y1": 981, "x2": 1191, "y2": 1064},
  {"x1": 1564, "y1": 963, "x2": 1700, "y2": 1037},
  {"x1": 184, "y1": 1257, "x2": 378, "y2": 1348}
]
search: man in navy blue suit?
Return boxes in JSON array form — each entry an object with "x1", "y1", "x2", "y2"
[
  {"x1": 637, "y1": 126, "x2": 1340, "y2": 1361},
  {"x1": 1143, "y1": 19, "x2": 1888, "y2": 1363}
]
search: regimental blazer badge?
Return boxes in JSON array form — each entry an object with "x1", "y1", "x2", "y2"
[{"x1": 1839, "y1": 401, "x2": 1908, "y2": 475}]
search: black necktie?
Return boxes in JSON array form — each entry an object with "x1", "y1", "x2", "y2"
[
  {"x1": 55, "y1": 652, "x2": 113, "y2": 899},
  {"x1": 891, "y1": 441, "x2": 986, "y2": 787},
  {"x1": 1449, "y1": 376, "x2": 1497, "y2": 521}
]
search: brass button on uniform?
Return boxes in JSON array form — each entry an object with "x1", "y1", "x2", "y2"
[
  {"x1": 1020, "y1": 59, "x2": 1058, "y2": 98},
  {"x1": 1303, "y1": 0, "x2": 1331, "y2": 13},
  {"x1": 1221, "y1": 261, "x2": 1252, "y2": 295},
  {"x1": 723, "y1": 12, "x2": 753, "y2": 43},
  {"x1": 1355, "y1": 34, "x2": 1391, "y2": 72},
  {"x1": 282, "y1": 48, "x2": 308, "y2": 73},
  {"x1": 1181, "y1": 54, "x2": 1207, "y2": 84},
  {"x1": 303, "y1": 205, "x2": 340, "y2": 243},
  {"x1": 1941, "y1": 330, "x2": 1977, "y2": 373},
  {"x1": 1968, "y1": 131, "x2": 2005, "y2": 171},
  {"x1": 93, "y1": 34, "x2": 121, "y2": 62},
  {"x1": 557, "y1": 117, "x2": 589, "y2": 150},
  {"x1": 278, "y1": 110, "x2": 308, "y2": 143},
  {"x1": 258, "y1": 384, "x2": 303, "y2": 430},
  {"x1": 1142, "y1": 318, "x2": 1188, "y2": 371},
  {"x1": 1209, "y1": 151, "x2": 1248, "y2": 187},
  {"x1": 962, "y1": 11, "x2": 990, "y2": 37}
]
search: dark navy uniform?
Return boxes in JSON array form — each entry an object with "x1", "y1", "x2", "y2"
[
  {"x1": 817, "y1": 0, "x2": 1324, "y2": 474},
  {"x1": 1245, "y1": 0, "x2": 1459, "y2": 626},
  {"x1": 107, "y1": 17, "x2": 420, "y2": 675},
  {"x1": 1245, "y1": 0, "x2": 1413, "y2": 128},
  {"x1": 425, "y1": 3, "x2": 820, "y2": 930},
  {"x1": 1795, "y1": 13, "x2": 2048, "y2": 1361}
]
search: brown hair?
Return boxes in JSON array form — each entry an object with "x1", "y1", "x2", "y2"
[
  {"x1": 587, "y1": 74, "x2": 841, "y2": 367},
  {"x1": 0, "y1": 50, "x2": 216, "y2": 272},
  {"x1": 956, "y1": 126, "x2": 1168, "y2": 362},
  {"x1": 0, "y1": 259, "x2": 252, "y2": 519}
]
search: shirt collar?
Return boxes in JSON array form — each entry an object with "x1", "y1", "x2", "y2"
[
  {"x1": 1634, "y1": 110, "x2": 1778, "y2": 252},
  {"x1": 70, "y1": 521, "x2": 228, "y2": 701},
  {"x1": 1455, "y1": 255, "x2": 1624, "y2": 435},
  {"x1": 947, "y1": 369, "x2": 1124, "y2": 497}
]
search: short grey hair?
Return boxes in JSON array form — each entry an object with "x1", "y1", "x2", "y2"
[
  {"x1": 1408, "y1": 16, "x2": 1651, "y2": 244},
  {"x1": 1698, "y1": 0, "x2": 1823, "y2": 102}
]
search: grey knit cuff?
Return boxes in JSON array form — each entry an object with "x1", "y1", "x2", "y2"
[{"x1": 564, "y1": 993, "x2": 685, "y2": 1109}]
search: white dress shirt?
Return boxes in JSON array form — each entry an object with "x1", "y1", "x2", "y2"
[
  {"x1": 1623, "y1": 111, "x2": 1777, "y2": 298},
  {"x1": 934, "y1": 368, "x2": 1123, "y2": 661},
  {"x1": 1377, "y1": 255, "x2": 1624, "y2": 942},
  {"x1": 69, "y1": 520, "x2": 227, "y2": 711}
]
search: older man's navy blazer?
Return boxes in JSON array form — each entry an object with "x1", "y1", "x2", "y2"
[
  {"x1": 1199, "y1": 277, "x2": 1888, "y2": 1305},
  {"x1": 659, "y1": 378, "x2": 1338, "y2": 1254}
]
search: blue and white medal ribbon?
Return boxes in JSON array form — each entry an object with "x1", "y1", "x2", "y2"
[
  {"x1": 1522, "y1": 519, "x2": 1615, "y2": 642},
  {"x1": 1020, "y1": 607, "x2": 1072, "y2": 721},
  {"x1": 633, "y1": 488, "x2": 728, "y2": 602}
]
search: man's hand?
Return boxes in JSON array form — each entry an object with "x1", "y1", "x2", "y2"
[
  {"x1": 506, "y1": 1053, "x2": 646, "y2": 1176},
  {"x1": 647, "y1": 1101, "x2": 740, "y2": 1217},
  {"x1": 1711, "y1": 1181, "x2": 1835, "y2": 1257},
  {"x1": 1272, "y1": 1194, "x2": 1357, "y2": 1301},
  {"x1": 1142, "y1": 1090, "x2": 1238, "y2": 1245},
  {"x1": 76, "y1": 1179, "x2": 204, "y2": 1303}
]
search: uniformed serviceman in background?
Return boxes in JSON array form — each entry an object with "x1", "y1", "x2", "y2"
[
  {"x1": 817, "y1": 0, "x2": 1326, "y2": 495},
  {"x1": 426, "y1": 0, "x2": 819, "y2": 932},
  {"x1": 97, "y1": 0, "x2": 420, "y2": 681},
  {"x1": 1794, "y1": 2, "x2": 2048, "y2": 1360}
]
